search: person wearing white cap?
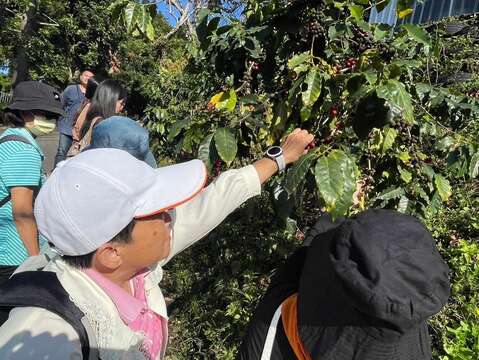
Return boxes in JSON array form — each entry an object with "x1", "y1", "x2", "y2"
[{"x1": 0, "y1": 129, "x2": 314, "y2": 359}]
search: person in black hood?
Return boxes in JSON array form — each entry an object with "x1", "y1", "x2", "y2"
[{"x1": 237, "y1": 209, "x2": 450, "y2": 360}]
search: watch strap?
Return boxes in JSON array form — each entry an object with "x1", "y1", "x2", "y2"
[{"x1": 275, "y1": 153, "x2": 286, "y2": 172}]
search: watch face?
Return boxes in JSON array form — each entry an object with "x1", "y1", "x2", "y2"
[{"x1": 267, "y1": 146, "x2": 282, "y2": 157}]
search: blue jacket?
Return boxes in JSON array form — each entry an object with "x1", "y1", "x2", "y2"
[
  {"x1": 85, "y1": 116, "x2": 157, "y2": 168},
  {"x1": 58, "y1": 85, "x2": 85, "y2": 136}
]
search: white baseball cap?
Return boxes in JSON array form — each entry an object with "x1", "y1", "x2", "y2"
[{"x1": 35, "y1": 148, "x2": 207, "y2": 256}]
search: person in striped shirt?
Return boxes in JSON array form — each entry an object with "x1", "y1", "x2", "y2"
[{"x1": 0, "y1": 81, "x2": 64, "y2": 285}]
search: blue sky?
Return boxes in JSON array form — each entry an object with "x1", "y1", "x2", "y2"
[
  {"x1": 156, "y1": 1, "x2": 244, "y2": 26},
  {"x1": 156, "y1": 3, "x2": 177, "y2": 25}
]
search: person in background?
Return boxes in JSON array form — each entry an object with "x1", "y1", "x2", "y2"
[
  {"x1": 71, "y1": 76, "x2": 103, "y2": 142},
  {"x1": 85, "y1": 115, "x2": 157, "y2": 168},
  {"x1": 54, "y1": 70, "x2": 94, "y2": 167},
  {"x1": 0, "y1": 81, "x2": 64, "y2": 285},
  {"x1": 66, "y1": 79, "x2": 127, "y2": 158},
  {"x1": 66, "y1": 79, "x2": 127, "y2": 159},
  {"x1": 236, "y1": 210, "x2": 450, "y2": 360}
]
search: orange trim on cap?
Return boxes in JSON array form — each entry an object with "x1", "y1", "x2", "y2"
[{"x1": 134, "y1": 165, "x2": 209, "y2": 219}]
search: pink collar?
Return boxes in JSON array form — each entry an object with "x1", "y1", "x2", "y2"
[
  {"x1": 84, "y1": 268, "x2": 166, "y2": 359},
  {"x1": 83, "y1": 268, "x2": 148, "y2": 324}
]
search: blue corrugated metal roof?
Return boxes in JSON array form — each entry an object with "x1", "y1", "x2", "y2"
[{"x1": 370, "y1": 0, "x2": 479, "y2": 25}]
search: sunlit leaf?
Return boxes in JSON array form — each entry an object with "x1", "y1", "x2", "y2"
[
  {"x1": 288, "y1": 52, "x2": 310, "y2": 71},
  {"x1": 397, "y1": 151, "x2": 411, "y2": 163},
  {"x1": 398, "y1": 8, "x2": 413, "y2": 18},
  {"x1": 349, "y1": 5, "x2": 363, "y2": 21},
  {"x1": 124, "y1": 2, "x2": 142, "y2": 33},
  {"x1": 397, "y1": 195, "x2": 409, "y2": 213},
  {"x1": 209, "y1": 90, "x2": 237, "y2": 112},
  {"x1": 377, "y1": 187, "x2": 405, "y2": 201},
  {"x1": 398, "y1": 166, "x2": 412, "y2": 183},
  {"x1": 396, "y1": 0, "x2": 415, "y2": 19},
  {"x1": 434, "y1": 174, "x2": 452, "y2": 202},
  {"x1": 469, "y1": 152, "x2": 479, "y2": 178},
  {"x1": 402, "y1": 24, "x2": 430, "y2": 47},
  {"x1": 198, "y1": 134, "x2": 215, "y2": 171},
  {"x1": 376, "y1": 80, "x2": 414, "y2": 123},
  {"x1": 302, "y1": 69, "x2": 322, "y2": 107},
  {"x1": 284, "y1": 151, "x2": 318, "y2": 195},
  {"x1": 214, "y1": 128, "x2": 237, "y2": 165},
  {"x1": 315, "y1": 150, "x2": 357, "y2": 219},
  {"x1": 382, "y1": 127, "x2": 398, "y2": 154}
]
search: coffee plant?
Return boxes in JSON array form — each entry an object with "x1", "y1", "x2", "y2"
[
  {"x1": 108, "y1": 1, "x2": 479, "y2": 358},
  {"x1": 144, "y1": 0, "x2": 478, "y2": 222}
]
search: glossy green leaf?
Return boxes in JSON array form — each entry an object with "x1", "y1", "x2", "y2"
[
  {"x1": 377, "y1": 187, "x2": 405, "y2": 201},
  {"x1": 434, "y1": 174, "x2": 452, "y2": 202},
  {"x1": 469, "y1": 152, "x2": 479, "y2": 179},
  {"x1": 376, "y1": 80, "x2": 414, "y2": 123},
  {"x1": 198, "y1": 134, "x2": 215, "y2": 171},
  {"x1": 144, "y1": 16, "x2": 156, "y2": 41},
  {"x1": 315, "y1": 150, "x2": 357, "y2": 220},
  {"x1": 214, "y1": 128, "x2": 237, "y2": 165},
  {"x1": 284, "y1": 151, "x2": 318, "y2": 195},
  {"x1": 108, "y1": 0, "x2": 129, "y2": 22},
  {"x1": 210, "y1": 89, "x2": 237, "y2": 112},
  {"x1": 288, "y1": 76, "x2": 304, "y2": 103},
  {"x1": 124, "y1": 2, "x2": 142, "y2": 33},
  {"x1": 288, "y1": 52, "x2": 310, "y2": 71},
  {"x1": 349, "y1": 5, "x2": 363, "y2": 21},
  {"x1": 396, "y1": 0, "x2": 414, "y2": 18},
  {"x1": 382, "y1": 127, "x2": 398, "y2": 154},
  {"x1": 373, "y1": 24, "x2": 390, "y2": 41},
  {"x1": 398, "y1": 166, "x2": 412, "y2": 183},
  {"x1": 302, "y1": 69, "x2": 322, "y2": 107},
  {"x1": 421, "y1": 165, "x2": 435, "y2": 181},
  {"x1": 397, "y1": 195, "x2": 409, "y2": 213},
  {"x1": 436, "y1": 136, "x2": 454, "y2": 152},
  {"x1": 402, "y1": 24, "x2": 430, "y2": 47},
  {"x1": 300, "y1": 106, "x2": 312, "y2": 122},
  {"x1": 167, "y1": 119, "x2": 189, "y2": 141},
  {"x1": 364, "y1": 70, "x2": 378, "y2": 85},
  {"x1": 427, "y1": 192, "x2": 443, "y2": 214},
  {"x1": 397, "y1": 151, "x2": 411, "y2": 163}
]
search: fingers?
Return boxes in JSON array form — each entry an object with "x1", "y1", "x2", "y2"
[{"x1": 286, "y1": 129, "x2": 313, "y2": 143}]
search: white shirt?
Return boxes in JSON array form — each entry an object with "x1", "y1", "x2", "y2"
[{"x1": 0, "y1": 165, "x2": 261, "y2": 359}]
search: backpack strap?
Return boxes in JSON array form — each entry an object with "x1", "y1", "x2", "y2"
[
  {"x1": 0, "y1": 134, "x2": 33, "y2": 146},
  {"x1": 0, "y1": 135, "x2": 40, "y2": 208},
  {"x1": 0, "y1": 271, "x2": 91, "y2": 359}
]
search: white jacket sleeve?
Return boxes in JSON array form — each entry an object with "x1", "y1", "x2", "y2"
[
  {"x1": 165, "y1": 165, "x2": 261, "y2": 263},
  {"x1": 0, "y1": 307, "x2": 82, "y2": 359}
]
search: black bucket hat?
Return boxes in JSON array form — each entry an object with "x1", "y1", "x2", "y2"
[
  {"x1": 298, "y1": 209, "x2": 450, "y2": 360},
  {"x1": 6, "y1": 81, "x2": 65, "y2": 116}
]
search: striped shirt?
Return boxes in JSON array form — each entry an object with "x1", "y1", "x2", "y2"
[{"x1": 0, "y1": 128, "x2": 45, "y2": 265}]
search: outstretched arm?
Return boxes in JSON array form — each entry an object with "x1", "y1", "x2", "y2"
[{"x1": 165, "y1": 129, "x2": 314, "y2": 263}]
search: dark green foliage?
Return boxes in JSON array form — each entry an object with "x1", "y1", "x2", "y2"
[
  {"x1": 1, "y1": 1, "x2": 477, "y2": 358},
  {"x1": 148, "y1": 3, "x2": 479, "y2": 359}
]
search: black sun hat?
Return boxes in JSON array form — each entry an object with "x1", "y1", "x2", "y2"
[
  {"x1": 298, "y1": 209, "x2": 450, "y2": 360},
  {"x1": 6, "y1": 81, "x2": 65, "y2": 116}
]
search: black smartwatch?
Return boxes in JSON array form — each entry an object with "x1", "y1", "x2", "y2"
[{"x1": 266, "y1": 146, "x2": 286, "y2": 172}]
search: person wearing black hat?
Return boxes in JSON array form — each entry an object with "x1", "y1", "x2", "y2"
[
  {"x1": 0, "y1": 81, "x2": 64, "y2": 285},
  {"x1": 237, "y1": 209, "x2": 450, "y2": 360}
]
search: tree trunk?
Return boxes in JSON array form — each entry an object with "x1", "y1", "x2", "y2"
[{"x1": 12, "y1": 2, "x2": 37, "y2": 87}]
